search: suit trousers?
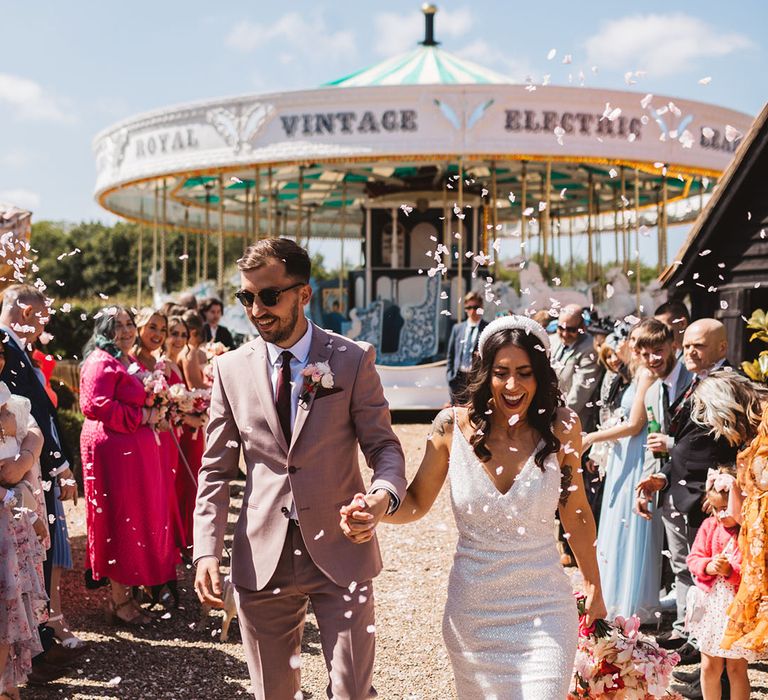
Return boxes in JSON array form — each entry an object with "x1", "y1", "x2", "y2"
[
  {"x1": 235, "y1": 521, "x2": 377, "y2": 700},
  {"x1": 661, "y1": 495, "x2": 699, "y2": 635}
]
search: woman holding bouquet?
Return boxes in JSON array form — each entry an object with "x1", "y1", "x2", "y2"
[
  {"x1": 178, "y1": 311, "x2": 210, "y2": 390},
  {"x1": 342, "y1": 316, "x2": 606, "y2": 698},
  {"x1": 80, "y1": 307, "x2": 178, "y2": 625}
]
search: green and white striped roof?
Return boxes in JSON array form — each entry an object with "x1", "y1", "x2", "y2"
[{"x1": 325, "y1": 45, "x2": 512, "y2": 88}]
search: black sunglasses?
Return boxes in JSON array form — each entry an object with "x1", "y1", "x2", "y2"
[
  {"x1": 558, "y1": 324, "x2": 581, "y2": 333},
  {"x1": 464, "y1": 305, "x2": 481, "y2": 311},
  {"x1": 235, "y1": 282, "x2": 304, "y2": 308}
]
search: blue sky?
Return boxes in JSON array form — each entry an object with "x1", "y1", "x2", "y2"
[{"x1": 0, "y1": 0, "x2": 765, "y2": 264}]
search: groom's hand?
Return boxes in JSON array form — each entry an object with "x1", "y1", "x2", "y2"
[
  {"x1": 339, "y1": 492, "x2": 388, "y2": 544},
  {"x1": 194, "y1": 557, "x2": 224, "y2": 608}
]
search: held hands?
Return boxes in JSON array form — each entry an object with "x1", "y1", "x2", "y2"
[
  {"x1": 705, "y1": 555, "x2": 733, "y2": 577},
  {"x1": 194, "y1": 558, "x2": 224, "y2": 609},
  {"x1": 339, "y1": 491, "x2": 388, "y2": 544}
]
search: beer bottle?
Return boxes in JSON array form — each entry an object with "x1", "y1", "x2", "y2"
[{"x1": 646, "y1": 406, "x2": 665, "y2": 459}]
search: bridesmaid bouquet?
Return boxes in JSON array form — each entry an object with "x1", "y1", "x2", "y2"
[
  {"x1": 202, "y1": 341, "x2": 228, "y2": 382},
  {"x1": 167, "y1": 385, "x2": 211, "y2": 439},
  {"x1": 570, "y1": 594, "x2": 682, "y2": 699},
  {"x1": 141, "y1": 365, "x2": 171, "y2": 444}
]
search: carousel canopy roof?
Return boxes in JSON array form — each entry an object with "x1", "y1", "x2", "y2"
[{"x1": 325, "y1": 45, "x2": 512, "y2": 88}]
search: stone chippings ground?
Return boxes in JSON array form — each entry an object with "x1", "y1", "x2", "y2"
[{"x1": 24, "y1": 421, "x2": 768, "y2": 699}]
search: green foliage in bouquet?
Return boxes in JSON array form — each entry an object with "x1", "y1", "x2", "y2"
[{"x1": 741, "y1": 309, "x2": 768, "y2": 383}]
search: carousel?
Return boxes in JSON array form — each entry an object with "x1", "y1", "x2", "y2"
[{"x1": 93, "y1": 5, "x2": 753, "y2": 408}]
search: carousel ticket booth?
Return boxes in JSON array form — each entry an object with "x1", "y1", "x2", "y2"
[{"x1": 92, "y1": 5, "x2": 752, "y2": 408}]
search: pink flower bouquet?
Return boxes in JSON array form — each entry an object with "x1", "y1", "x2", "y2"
[{"x1": 569, "y1": 594, "x2": 681, "y2": 699}]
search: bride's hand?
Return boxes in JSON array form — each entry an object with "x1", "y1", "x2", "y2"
[
  {"x1": 339, "y1": 492, "x2": 375, "y2": 544},
  {"x1": 581, "y1": 432, "x2": 596, "y2": 450},
  {"x1": 584, "y1": 587, "x2": 607, "y2": 625}
]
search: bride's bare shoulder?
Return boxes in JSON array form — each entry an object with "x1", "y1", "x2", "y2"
[{"x1": 430, "y1": 407, "x2": 457, "y2": 439}]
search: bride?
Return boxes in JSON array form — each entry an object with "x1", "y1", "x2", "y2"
[{"x1": 341, "y1": 316, "x2": 606, "y2": 698}]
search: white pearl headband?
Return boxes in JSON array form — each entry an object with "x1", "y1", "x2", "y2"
[{"x1": 477, "y1": 315, "x2": 551, "y2": 359}]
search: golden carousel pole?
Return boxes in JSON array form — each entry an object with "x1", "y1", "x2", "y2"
[
  {"x1": 161, "y1": 179, "x2": 167, "y2": 294},
  {"x1": 568, "y1": 213, "x2": 574, "y2": 286},
  {"x1": 634, "y1": 170, "x2": 641, "y2": 309},
  {"x1": 661, "y1": 168, "x2": 669, "y2": 271},
  {"x1": 491, "y1": 162, "x2": 499, "y2": 277},
  {"x1": 655, "y1": 190, "x2": 663, "y2": 276},
  {"x1": 203, "y1": 183, "x2": 211, "y2": 281},
  {"x1": 543, "y1": 159, "x2": 552, "y2": 270},
  {"x1": 520, "y1": 161, "x2": 528, "y2": 258},
  {"x1": 243, "y1": 180, "x2": 251, "y2": 253},
  {"x1": 136, "y1": 199, "x2": 144, "y2": 308},
  {"x1": 152, "y1": 182, "x2": 159, "y2": 299},
  {"x1": 338, "y1": 177, "x2": 348, "y2": 311},
  {"x1": 595, "y1": 188, "x2": 603, "y2": 287},
  {"x1": 296, "y1": 165, "x2": 304, "y2": 245},
  {"x1": 587, "y1": 173, "x2": 594, "y2": 282},
  {"x1": 195, "y1": 214, "x2": 202, "y2": 285},
  {"x1": 456, "y1": 158, "x2": 464, "y2": 321},
  {"x1": 267, "y1": 167, "x2": 274, "y2": 236},
  {"x1": 699, "y1": 175, "x2": 705, "y2": 216},
  {"x1": 182, "y1": 207, "x2": 189, "y2": 290},
  {"x1": 217, "y1": 175, "x2": 225, "y2": 296},
  {"x1": 442, "y1": 164, "x2": 449, "y2": 253},
  {"x1": 254, "y1": 166, "x2": 261, "y2": 242},
  {"x1": 612, "y1": 188, "x2": 620, "y2": 265},
  {"x1": 620, "y1": 166, "x2": 628, "y2": 272}
]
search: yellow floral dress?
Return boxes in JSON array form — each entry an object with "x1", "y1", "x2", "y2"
[{"x1": 722, "y1": 404, "x2": 768, "y2": 656}]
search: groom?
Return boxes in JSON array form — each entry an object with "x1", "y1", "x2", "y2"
[{"x1": 193, "y1": 238, "x2": 406, "y2": 700}]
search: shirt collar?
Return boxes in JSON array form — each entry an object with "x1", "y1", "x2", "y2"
[
  {"x1": 663, "y1": 361, "x2": 682, "y2": 389},
  {"x1": 697, "y1": 357, "x2": 726, "y2": 379},
  {"x1": 265, "y1": 321, "x2": 313, "y2": 367},
  {"x1": 0, "y1": 324, "x2": 28, "y2": 355}
]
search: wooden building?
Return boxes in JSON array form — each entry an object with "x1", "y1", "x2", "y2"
[{"x1": 660, "y1": 103, "x2": 768, "y2": 365}]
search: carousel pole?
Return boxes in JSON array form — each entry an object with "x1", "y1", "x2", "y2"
[
  {"x1": 137, "y1": 199, "x2": 144, "y2": 308},
  {"x1": 442, "y1": 165, "x2": 449, "y2": 262},
  {"x1": 620, "y1": 166, "x2": 628, "y2": 272},
  {"x1": 520, "y1": 161, "x2": 528, "y2": 257},
  {"x1": 254, "y1": 166, "x2": 261, "y2": 242},
  {"x1": 543, "y1": 160, "x2": 551, "y2": 270},
  {"x1": 556, "y1": 210, "x2": 562, "y2": 270},
  {"x1": 595, "y1": 189, "x2": 603, "y2": 287},
  {"x1": 568, "y1": 214, "x2": 574, "y2": 286},
  {"x1": 182, "y1": 207, "x2": 189, "y2": 290},
  {"x1": 338, "y1": 178, "x2": 347, "y2": 311},
  {"x1": 195, "y1": 220, "x2": 201, "y2": 284},
  {"x1": 471, "y1": 195, "x2": 479, "y2": 258},
  {"x1": 656, "y1": 190, "x2": 663, "y2": 276},
  {"x1": 243, "y1": 181, "x2": 251, "y2": 253},
  {"x1": 267, "y1": 167, "x2": 273, "y2": 235},
  {"x1": 203, "y1": 183, "x2": 211, "y2": 281},
  {"x1": 456, "y1": 158, "x2": 464, "y2": 321},
  {"x1": 391, "y1": 206, "x2": 399, "y2": 268},
  {"x1": 634, "y1": 169, "x2": 641, "y2": 309},
  {"x1": 161, "y1": 178, "x2": 167, "y2": 294},
  {"x1": 296, "y1": 165, "x2": 304, "y2": 245},
  {"x1": 587, "y1": 173, "x2": 594, "y2": 282},
  {"x1": 699, "y1": 175, "x2": 705, "y2": 215},
  {"x1": 661, "y1": 168, "x2": 669, "y2": 271},
  {"x1": 217, "y1": 175, "x2": 225, "y2": 296},
  {"x1": 490, "y1": 161, "x2": 498, "y2": 275},
  {"x1": 613, "y1": 188, "x2": 620, "y2": 265},
  {"x1": 364, "y1": 205, "x2": 372, "y2": 306},
  {"x1": 152, "y1": 182, "x2": 159, "y2": 297}
]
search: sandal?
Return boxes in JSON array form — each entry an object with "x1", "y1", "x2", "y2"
[
  {"x1": 48, "y1": 614, "x2": 88, "y2": 649},
  {"x1": 104, "y1": 598, "x2": 151, "y2": 626}
]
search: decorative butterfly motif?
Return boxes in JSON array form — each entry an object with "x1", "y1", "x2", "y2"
[
  {"x1": 206, "y1": 102, "x2": 274, "y2": 153},
  {"x1": 433, "y1": 98, "x2": 495, "y2": 131}
]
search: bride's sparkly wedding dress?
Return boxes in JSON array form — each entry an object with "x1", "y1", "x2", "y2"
[{"x1": 442, "y1": 416, "x2": 578, "y2": 699}]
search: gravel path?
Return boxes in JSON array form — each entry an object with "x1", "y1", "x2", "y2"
[{"x1": 23, "y1": 421, "x2": 768, "y2": 699}]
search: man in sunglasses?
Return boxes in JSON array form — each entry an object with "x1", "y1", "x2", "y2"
[
  {"x1": 193, "y1": 237, "x2": 406, "y2": 700},
  {"x1": 445, "y1": 291, "x2": 488, "y2": 404}
]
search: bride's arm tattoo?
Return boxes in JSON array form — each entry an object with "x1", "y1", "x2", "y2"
[
  {"x1": 429, "y1": 408, "x2": 454, "y2": 438},
  {"x1": 559, "y1": 465, "x2": 573, "y2": 506}
]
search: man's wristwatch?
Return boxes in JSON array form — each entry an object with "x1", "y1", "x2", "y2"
[{"x1": 373, "y1": 489, "x2": 399, "y2": 515}]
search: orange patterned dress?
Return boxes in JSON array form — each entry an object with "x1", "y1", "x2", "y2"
[{"x1": 722, "y1": 404, "x2": 768, "y2": 657}]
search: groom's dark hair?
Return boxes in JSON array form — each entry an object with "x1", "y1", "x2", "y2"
[{"x1": 238, "y1": 238, "x2": 311, "y2": 283}]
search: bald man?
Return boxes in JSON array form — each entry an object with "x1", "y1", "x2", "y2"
[{"x1": 637, "y1": 318, "x2": 734, "y2": 652}]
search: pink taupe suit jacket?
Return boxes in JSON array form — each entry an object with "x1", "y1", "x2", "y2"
[{"x1": 193, "y1": 322, "x2": 407, "y2": 591}]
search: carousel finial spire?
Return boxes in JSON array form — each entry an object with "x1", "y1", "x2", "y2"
[{"x1": 420, "y1": 4, "x2": 439, "y2": 47}]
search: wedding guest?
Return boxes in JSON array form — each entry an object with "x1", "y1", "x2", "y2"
[
  {"x1": 164, "y1": 316, "x2": 205, "y2": 556},
  {"x1": 637, "y1": 319, "x2": 732, "y2": 658},
  {"x1": 445, "y1": 291, "x2": 488, "y2": 404},
  {"x1": 134, "y1": 308, "x2": 168, "y2": 372},
  {"x1": 201, "y1": 297, "x2": 234, "y2": 349},
  {"x1": 178, "y1": 311, "x2": 210, "y2": 389},
  {"x1": 686, "y1": 467, "x2": 751, "y2": 700},
  {"x1": 583, "y1": 319, "x2": 667, "y2": 622},
  {"x1": 0, "y1": 284, "x2": 81, "y2": 684},
  {"x1": 80, "y1": 306, "x2": 178, "y2": 625},
  {"x1": 176, "y1": 292, "x2": 198, "y2": 311},
  {"x1": 655, "y1": 300, "x2": 691, "y2": 354}
]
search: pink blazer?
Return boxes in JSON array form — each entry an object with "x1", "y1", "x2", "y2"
[
  {"x1": 193, "y1": 322, "x2": 407, "y2": 590},
  {"x1": 686, "y1": 515, "x2": 742, "y2": 593}
]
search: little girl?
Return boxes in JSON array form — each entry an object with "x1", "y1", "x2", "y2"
[{"x1": 686, "y1": 466, "x2": 750, "y2": 700}]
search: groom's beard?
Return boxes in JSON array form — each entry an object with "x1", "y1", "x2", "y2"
[{"x1": 253, "y1": 303, "x2": 299, "y2": 345}]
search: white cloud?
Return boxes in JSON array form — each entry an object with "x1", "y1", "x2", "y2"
[
  {"x1": 0, "y1": 149, "x2": 33, "y2": 169},
  {"x1": 226, "y1": 12, "x2": 356, "y2": 63},
  {"x1": 454, "y1": 40, "x2": 534, "y2": 82},
  {"x1": 0, "y1": 189, "x2": 41, "y2": 211},
  {"x1": 584, "y1": 13, "x2": 753, "y2": 77},
  {"x1": 373, "y1": 7, "x2": 474, "y2": 56},
  {"x1": 0, "y1": 73, "x2": 73, "y2": 123}
]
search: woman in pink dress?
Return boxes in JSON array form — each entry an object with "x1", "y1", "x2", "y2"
[{"x1": 80, "y1": 306, "x2": 177, "y2": 626}]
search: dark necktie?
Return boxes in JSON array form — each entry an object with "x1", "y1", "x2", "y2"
[
  {"x1": 661, "y1": 383, "x2": 671, "y2": 432},
  {"x1": 276, "y1": 350, "x2": 293, "y2": 444}
]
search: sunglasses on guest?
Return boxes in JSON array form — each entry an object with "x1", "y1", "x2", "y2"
[
  {"x1": 557, "y1": 324, "x2": 581, "y2": 333},
  {"x1": 464, "y1": 305, "x2": 481, "y2": 311},
  {"x1": 235, "y1": 282, "x2": 304, "y2": 308}
]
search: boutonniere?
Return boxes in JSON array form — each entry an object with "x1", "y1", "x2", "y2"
[{"x1": 299, "y1": 361, "x2": 334, "y2": 405}]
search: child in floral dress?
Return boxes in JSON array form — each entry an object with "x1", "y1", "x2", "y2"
[{"x1": 686, "y1": 466, "x2": 751, "y2": 700}]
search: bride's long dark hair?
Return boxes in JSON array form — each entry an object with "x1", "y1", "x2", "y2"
[{"x1": 467, "y1": 327, "x2": 562, "y2": 470}]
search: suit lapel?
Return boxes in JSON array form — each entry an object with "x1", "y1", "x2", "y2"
[
  {"x1": 290, "y1": 324, "x2": 334, "y2": 452},
  {"x1": 247, "y1": 339, "x2": 289, "y2": 454}
]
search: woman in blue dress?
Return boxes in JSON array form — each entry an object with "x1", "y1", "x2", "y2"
[{"x1": 582, "y1": 333, "x2": 663, "y2": 623}]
